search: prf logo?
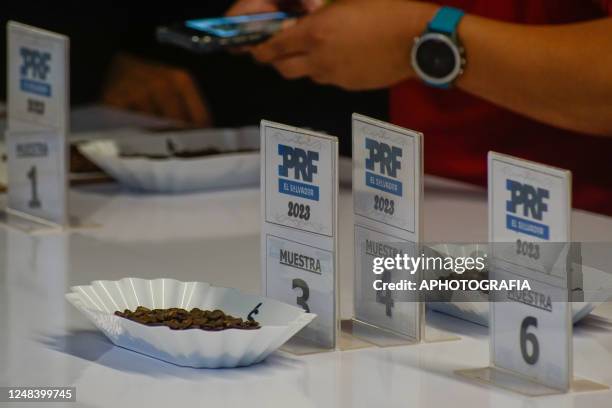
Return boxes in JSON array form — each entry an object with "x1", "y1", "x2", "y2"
[
  {"x1": 506, "y1": 179, "x2": 550, "y2": 240},
  {"x1": 19, "y1": 47, "x2": 52, "y2": 97},
  {"x1": 364, "y1": 138, "x2": 403, "y2": 197},
  {"x1": 278, "y1": 144, "x2": 320, "y2": 201}
]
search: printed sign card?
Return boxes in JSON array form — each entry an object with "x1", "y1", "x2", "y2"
[
  {"x1": 8, "y1": 21, "x2": 68, "y2": 132},
  {"x1": 488, "y1": 152, "x2": 572, "y2": 392},
  {"x1": 264, "y1": 124, "x2": 334, "y2": 237},
  {"x1": 5, "y1": 22, "x2": 69, "y2": 228},
  {"x1": 6, "y1": 130, "x2": 67, "y2": 225},
  {"x1": 350, "y1": 114, "x2": 423, "y2": 345},
  {"x1": 458, "y1": 152, "x2": 607, "y2": 395},
  {"x1": 352, "y1": 114, "x2": 419, "y2": 235},
  {"x1": 260, "y1": 120, "x2": 338, "y2": 352},
  {"x1": 489, "y1": 153, "x2": 572, "y2": 282}
]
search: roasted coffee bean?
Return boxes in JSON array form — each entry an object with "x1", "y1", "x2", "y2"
[
  {"x1": 114, "y1": 307, "x2": 261, "y2": 331},
  {"x1": 208, "y1": 310, "x2": 223, "y2": 320}
]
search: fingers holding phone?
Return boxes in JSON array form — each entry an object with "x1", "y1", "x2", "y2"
[
  {"x1": 226, "y1": 0, "x2": 280, "y2": 16},
  {"x1": 227, "y1": 0, "x2": 324, "y2": 16},
  {"x1": 156, "y1": 1, "x2": 324, "y2": 55},
  {"x1": 249, "y1": 0, "x2": 437, "y2": 90}
]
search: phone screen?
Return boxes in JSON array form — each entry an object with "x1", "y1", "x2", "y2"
[{"x1": 185, "y1": 12, "x2": 291, "y2": 38}]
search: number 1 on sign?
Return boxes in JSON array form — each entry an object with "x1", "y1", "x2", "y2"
[{"x1": 27, "y1": 166, "x2": 41, "y2": 209}]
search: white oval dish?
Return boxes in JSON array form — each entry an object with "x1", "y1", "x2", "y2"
[
  {"x1": 77, "y1": 127, "x2": 260, "y2": 193},
  {"x1": 66, "y1": 278, "x2": 316, "y2": 368},
  {"x1": 426, "y1": 244, "x2": 612, "y2": 326}
]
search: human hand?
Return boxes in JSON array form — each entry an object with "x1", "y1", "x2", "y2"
[
  {"x1": 250, "y1": 0, "x2": 438, "y2": 90},
  {"x1": 102, "y1": 53, "x2": 212, "y2": 127},
  {"x1": 226, "y1": 0, "x2": 324, "y2": 16}
]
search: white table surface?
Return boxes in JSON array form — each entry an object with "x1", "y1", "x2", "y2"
[{"x1": 0, "y1": 176, "x2": 611, "y2": 408}]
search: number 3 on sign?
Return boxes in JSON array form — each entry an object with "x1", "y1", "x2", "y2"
[{"x1": 292, "y1": 278, "x2": 310, "y2": 313}]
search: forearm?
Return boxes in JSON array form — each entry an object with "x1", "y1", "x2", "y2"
[{"x1": 455, "y1": 15, "x2": 612, "y2": 136}]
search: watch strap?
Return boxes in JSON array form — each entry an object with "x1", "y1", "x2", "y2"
[
  {"x1": 429, "y1": 82, "x2": 452, "y2": 90},
  {"x1": 428, "y1": 6, "x2": 465, "y2": 35}
]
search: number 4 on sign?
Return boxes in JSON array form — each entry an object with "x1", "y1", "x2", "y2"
[{"x1": 376, "y1": 270, "x2": 394, "y2": 317}]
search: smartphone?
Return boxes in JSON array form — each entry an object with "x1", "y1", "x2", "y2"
[{"x1": 157, "y1": 12, "x2": 298, "y2": 53}]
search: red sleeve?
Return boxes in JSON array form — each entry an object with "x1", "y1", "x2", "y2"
[{"x1": 600, "y1": 0, "x2": 612, "y2": 14}]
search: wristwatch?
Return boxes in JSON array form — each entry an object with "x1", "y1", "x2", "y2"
[{"x1": 411, "y1": 6, "x2": 466, "y2": 88}]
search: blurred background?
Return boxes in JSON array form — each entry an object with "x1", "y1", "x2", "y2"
[{"x1": 1, "y1": 1, "x2": 387, "y2": 157}]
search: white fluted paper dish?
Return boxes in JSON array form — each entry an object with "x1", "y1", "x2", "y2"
[
  {"x1": 77, "y1": 127, "x2": 260, "y2": 193},
  {"x1": 65, "y1": 278, "x2": 316, "y2": 368},
  {"x1": 426, "y1": 244, "x2": 612, "y2": 326}
]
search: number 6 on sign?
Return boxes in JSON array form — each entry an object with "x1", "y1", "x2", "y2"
[{"x1": 520, "y1": 316, "x2": 539, "y2": 365}]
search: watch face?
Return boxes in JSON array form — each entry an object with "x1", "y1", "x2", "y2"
[{"x1": 415, "y1": 37, "x2": 457, "y2": 79}]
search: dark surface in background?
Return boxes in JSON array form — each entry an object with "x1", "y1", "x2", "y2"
[{"x1": 1, "y1": 1, "x2": 387, "y2": 155}]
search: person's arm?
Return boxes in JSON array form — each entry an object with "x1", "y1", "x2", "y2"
[
  {"x1": 250, "y1": 0, "x2": 612, "y2": 137},
  {"x1": 457, "y1": 15, "x2": 612, "y2": 137}
]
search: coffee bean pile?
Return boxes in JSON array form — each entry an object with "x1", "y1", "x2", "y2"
[
  {"x1": 114, "y1": 306, "x2": 260, "y2": 331},
  {"x1": 119, "y1": 148, "x2": 223, "y2": 160}
]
